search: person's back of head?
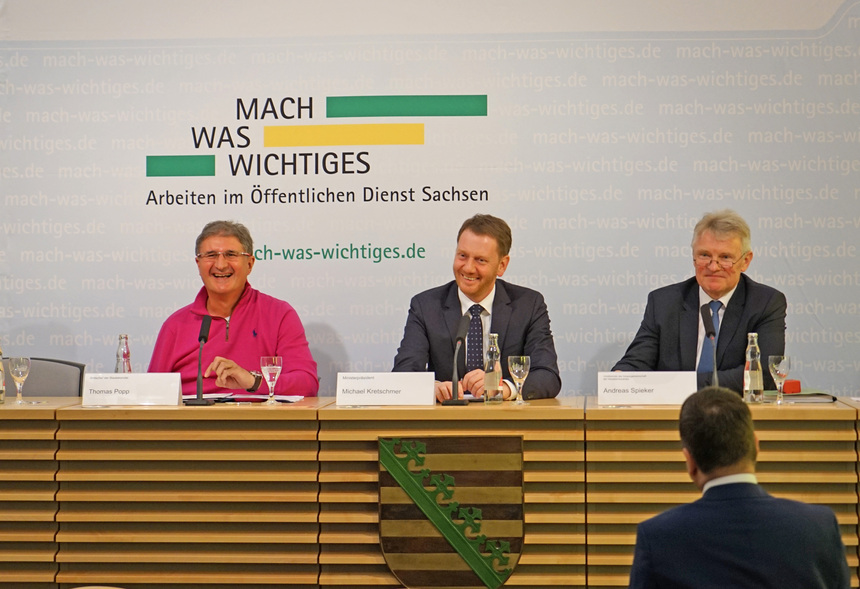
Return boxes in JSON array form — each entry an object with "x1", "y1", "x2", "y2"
[
  {"x1": 629, "y1": 386, "x2": 852, "y2": 588},
  {"x1": 679, "y1": 386, "x2": 756, "y2": 475}
]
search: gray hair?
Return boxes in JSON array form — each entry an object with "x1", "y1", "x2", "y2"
[
  {"x1": 691, "y1": 209, "x2": 751, "y2": 252},
  {"x1": 195, "y1": 220, "x2": 254, "y2": 254}
]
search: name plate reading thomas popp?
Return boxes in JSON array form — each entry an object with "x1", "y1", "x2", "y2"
[
  {"x1": 597, "y1": 371, "x2": 697, "y2": 406},
  {"x1": 83, "y1": 373, "x2": 182, "y2": 406},
  {"x1": 336, "y1": 372, "x2": 434, "y2": 406}
]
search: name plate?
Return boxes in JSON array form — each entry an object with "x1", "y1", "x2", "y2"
[
  {"x1": 336, "y1": 372, "x2": 434, "y2": 406},
  {"x1": 597, "y1": 371, "x2": 697, "y2": 405},
  {"x1": 83, "y1": 373, "x2": 182, "y2": 406}
]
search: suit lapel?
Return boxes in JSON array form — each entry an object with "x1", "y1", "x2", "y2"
[
  {"x1": 680, "y1": 282, "x2": 699, "y2": 370},
  {"x1": 716, "y1": 275, "x2": 747, "y2": 366},
  {"x1": 443, "y1": 284, "x2": 467, "y2": 376},
  {"x1": 489, "y1": 281, "x2": 512, "y2": 348}
]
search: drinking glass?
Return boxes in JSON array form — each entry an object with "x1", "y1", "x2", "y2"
[
  {"x1": 9, "y1": 357, "x2": 31, "y2": 405},
  {"x1": 261, "y1": 356, "x2": 283, "y2": 405},
  {"x1": 507, "y1": 356, "x2": 530, "y2": 406},
  {"x1": 768, "y1": 355, "x2": 790, "y2": 405}
]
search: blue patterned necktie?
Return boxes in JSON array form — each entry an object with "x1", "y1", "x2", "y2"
[
  {"x1": 698, "y1": 300, "x2": 722, "y2": 374},
  {"x1": 466, "y1": 304, "x2": 484, "y2": 372}
]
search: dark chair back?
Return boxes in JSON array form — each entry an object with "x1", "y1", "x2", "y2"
[{"x1": 1, "y1": 356, "x2": 86, "y2": 397}]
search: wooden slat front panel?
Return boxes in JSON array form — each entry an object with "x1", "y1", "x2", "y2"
[
  {"x1": 318, "y1": 400, "x2": 586, "y2": 589},
  {"x1": 0, "y1": 401, "x2": 66, "y2": 587},
  {"x1": 585, "y1": 402, "x2": 860, "y2": 588},
  {"x1": 753, "y1": 404, "x2": 860, "y2": 588},
  {"x1": 54, "y1": 402, "x2": 323, "y2": 589}
]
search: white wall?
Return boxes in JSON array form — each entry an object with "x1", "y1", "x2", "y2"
[{"x1": 2, "y1": 1, "x2": 858, "y2": 396}]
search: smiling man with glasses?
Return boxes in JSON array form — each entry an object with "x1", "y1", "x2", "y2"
[
  {"x1": 148, "y1": 220, "x2": 318, "y2": 397},
  {"x1": 612, "y1": 209, "x2": 786, "y2": 393}
]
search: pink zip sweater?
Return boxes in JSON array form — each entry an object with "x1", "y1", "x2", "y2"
[{"x1": 148, "y1": 283, "x2": 318, "y2": 397}]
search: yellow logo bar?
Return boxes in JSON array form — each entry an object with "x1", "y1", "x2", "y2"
[{"x1": 264, "y1": 123, "x2": 424, "y2": 147}]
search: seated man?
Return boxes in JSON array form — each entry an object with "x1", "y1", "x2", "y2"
[
  {"x1": 393, "y1": 214, "x2": 561, "y2": 402},
  {"x1": 629, "y1": 386, "x2": 850, "y2": 588},
  {"x1": 148, "y1": 220, "x2": 318, "y2": 397},
  {"x1": 613, "y1": 209, "x2": 786, "y2": 393}
]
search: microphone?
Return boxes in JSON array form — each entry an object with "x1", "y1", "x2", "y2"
[
  {"x1": 700, "y1": 304, "x2": 719, "y2": 387},
  {"x1": 455, "y1": 313, "x2": 469, "y2": 346},
  {"x1": 443, "y1": 313, "x2": 471, "y2": 406},
  {"x1": 185, "y1": 315, "x2": 214, "y2": 405},
  {"x1": 199, "y1": 314, "x2": 212, "y2": 344}
]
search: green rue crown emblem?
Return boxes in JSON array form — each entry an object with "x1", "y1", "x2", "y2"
[{"x1": 379, "y1": 437, "x2": 513, "y2": 589}]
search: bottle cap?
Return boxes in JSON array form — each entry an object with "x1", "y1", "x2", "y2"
[{"x1": 783, "y1": 379, "x2": 801, "y2": 394}]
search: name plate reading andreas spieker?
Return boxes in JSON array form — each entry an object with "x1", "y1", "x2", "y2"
[
  {"x1": 83, "y1": 373, "x2": 182, "y2": 406},
  {"x1": 336, "y1": 372, "x2": 434, "y2": 406},
  {"x1": 597, "y1": 371, "x2": 697, "y2": 405}
]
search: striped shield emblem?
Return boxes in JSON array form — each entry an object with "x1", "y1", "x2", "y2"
[{"x1": 378, "y1": 436, "x2": 523, "y2": 589}]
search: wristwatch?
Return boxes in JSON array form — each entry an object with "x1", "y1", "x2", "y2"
[{"x1": 246, "y1": 371, "x2": 263, "y2": 392}]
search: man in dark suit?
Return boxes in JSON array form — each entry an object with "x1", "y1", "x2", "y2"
[
  {"x1": 393, "y1": 214, "x2": 561, "y2": 402},
  {"x1": 629, "y1": 386, "x2": 850, "y2": 589},
  {"x1": 612, "y1": 209, "x2": 786, "y2": 393}
]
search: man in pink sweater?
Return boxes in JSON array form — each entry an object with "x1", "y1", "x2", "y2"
[{"x1": 148, "y1": 220, "x2": 318, "y2": 397}]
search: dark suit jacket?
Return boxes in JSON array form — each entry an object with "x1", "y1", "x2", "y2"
[
  {"x1": 612, "y1": 274, "x2": 786, "y2": 392},
  {"x1": 392, "y1": 279, "x2": 561, "y2": 399},
  {"x1": 629, "y1": 483, "x2": 851, "y2": 589}
]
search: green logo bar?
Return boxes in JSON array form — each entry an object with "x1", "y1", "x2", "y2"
[
  {"x1": 327, "y1": 95, "x2": 487, "y2": 118},
  {"x1": 146, "y1": 155, "x2": 216, "y2": 177}
]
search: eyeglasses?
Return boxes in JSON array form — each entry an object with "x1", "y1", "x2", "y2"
[
  {"x1": 196, "y1": 250, "x2": 252, "y2": 261},
  {"x1": 694, "y1": 252, "x2": 748, "y2": 270}
]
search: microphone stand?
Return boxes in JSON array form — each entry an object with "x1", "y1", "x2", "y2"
[
  {"x1": 185, "y1": 317, "x2": 214, "y2": 406},
  {"x1": 700, "y1": 304, "x2": 719, "y2": 388},
  {"x1": 710, "y1": 336, "x2": 718, "y2": 387},
  {"x1": 443, "y1": 315, "x2": 471, "y2": 406},
  {"x1": 443, "y1": 339, "x2": 469, "y2": 406}
]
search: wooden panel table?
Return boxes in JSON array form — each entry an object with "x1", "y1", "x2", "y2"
[
  {"x1": 317, "y1": 398, "x2": 586, "y2": 589},
  {"x1": 0, "y1": 398, "x2": 78, "y2": 589},
  {"x1": 585, "y1": 399, "x2": 859, "y2": 587},
  {"x1": 4, "y1": 394, "x2": 858, "y2": 588},
  {"x1": 53, "y1": 398, "x2": 328, "y2": 589}
]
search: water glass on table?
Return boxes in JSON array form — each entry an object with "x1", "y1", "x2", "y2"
[
  {"x1": 768, "y1": 355, "x2": 790, "y2": 405},
  {"x1": 507, "y1": 356, "x2": 530, "y2": 406},
  {"x1": 261, "y1": 356, "x2": 283, "y2": 405},
  {"x1": 9, "y1": 357, "x2": 31, "y2": 405}
]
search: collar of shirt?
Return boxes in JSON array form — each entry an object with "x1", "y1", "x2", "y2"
[
  {"x1": 698, "y1": 284, "x2": 737, "y2": 319},
  {"x1": 458, "y1": 286, "x2": 495, "y2": 318},
  {"x1": 702, "y1": 472, "x2": 758, "y2": 494},
  {"x1": 458, "y1": 286, "x2": 495, "y2": 354}
]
